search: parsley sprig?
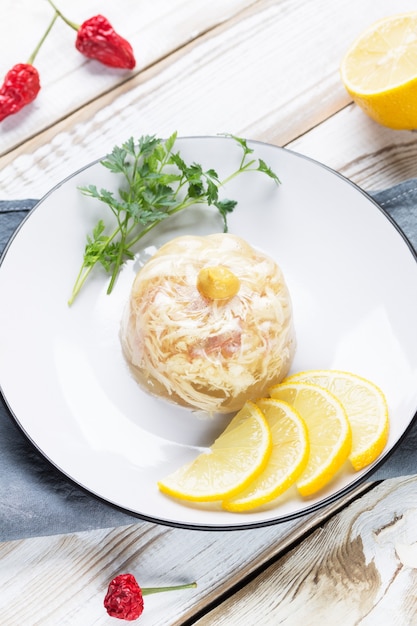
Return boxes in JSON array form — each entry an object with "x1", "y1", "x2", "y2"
[{"x1": 68, "y1": 132, "x2": 280, "y2": 304}]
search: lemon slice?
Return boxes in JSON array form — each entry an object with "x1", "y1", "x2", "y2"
[
  {"x1": 340, "y1": 12, "x2": 417, "y2": 129},
  {"x1": 222, "y1": 398, "x2": 309, "y2": 512},
  {"x1": 285, "y1": 370, "x2": 389, "y2": 471},
  {"x1": 269, "y1": 382, "x2": 352, "y2": 497},
  {"x1": 157, "y1": 401, "x2": 272, "y2": 502}
]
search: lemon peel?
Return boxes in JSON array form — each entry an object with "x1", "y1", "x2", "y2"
[
  {"x1": 340, "y1": 12, "x2": 417, "y2": 129},
  {"x1": 223, "y1": 398, "x2": 309, "y2": 511},
  {"x1": 286, "y1": 370, "x2": 389, "y2": 471},
  {"x1": 158, "y1": 401, "x2": 272, "y2": 502},
  {"x1": 270, "y1": 381, "x2": 352, "y2": 497}
]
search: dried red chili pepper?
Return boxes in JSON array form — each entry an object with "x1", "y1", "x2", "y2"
[
  {"x1": 46, "y1": 1, "x2": 136, "y2": 69},
  {"x1": 104, "y1": 574, "x2": 144, "y2": 621},
  {"x1": 0, "y1": 12, "x2": 58, "y2": 123},
  {"x1": 75, "y1": 15, "x2": 136, "y2": 69},
  {"x1": 0, "y1": 64, "x2": 41, "y2": 122},
  {"x1": 104, "y1": 573, "x2": 196, "y2": 621}
]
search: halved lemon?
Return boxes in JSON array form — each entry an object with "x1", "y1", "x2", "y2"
[
  {"x1": 269, "y1": 382, "x2": 352, "y2": 497},
  {"x1": 222, "y1": 398, "x2": 309, "y2": 512},
  {"x1": 157, "y1": 401, "x2": 272, "y2": 502},
  {"x1": 340, "y1": 12, "x2": 417, "y2": 129},
  {"x1": 285, "y1": 370, "x2": 389, "y2": 471}
]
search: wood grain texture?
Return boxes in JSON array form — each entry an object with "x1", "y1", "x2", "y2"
[
  {"x1": 192, "y1": 477, "x2": 417, "y2": 626},
  {"x1": 0, "y1": 484, "x2": 370, "y2": 626},
  {"x1": 288, "y1": 106, "x2": 417, "y2": 190},
  {"x1": 2, "y1": 0, "x2": 417, "y2": 194},
  {"x1": 0, "y1": 0, "x2": 257, "y2": 155},
  {"x1": 1, "y1": 0, "x2": 417, "y2": 624}
]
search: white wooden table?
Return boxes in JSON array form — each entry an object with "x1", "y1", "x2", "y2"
[{"x1": 1, "y1": 1, "x2": 417, "y2": 624}]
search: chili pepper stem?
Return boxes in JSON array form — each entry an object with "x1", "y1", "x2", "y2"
[
  {"x1": 45, "y1": 0, "x2": 80, "y2": 31},
  {"x1": 27, "y1": 11, "x2": 59, "y2": 65},
  {"x1": 142, "y1": 582, "x2": 197, "y2": 596}
]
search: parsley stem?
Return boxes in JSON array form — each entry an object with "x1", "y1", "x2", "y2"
[
  {"x1": 221, "y1": 159, "x2": 257, "y2": 186},
  {"x1": 67, "y1": 264, "x2": 94, "y2": 305},
  {"x1": 125, "y1": 198, "x2": 201, "y2": 249},
  {"x1": 68, "y1": 222, "x2": 123, "y2": 304},
  {"x1": 107, "y1": 219, "x2": 129, "y2": 294}
]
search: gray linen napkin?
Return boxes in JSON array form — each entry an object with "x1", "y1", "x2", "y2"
[{"x1": 1, "y1": 181, "x2": 417, "y2": 541}]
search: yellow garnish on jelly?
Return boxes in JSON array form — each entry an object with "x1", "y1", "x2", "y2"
[{"x1": 197, "y1": 265, "x2": 240, "y2": 300}]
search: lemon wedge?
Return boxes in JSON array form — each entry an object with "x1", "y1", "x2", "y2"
[
  {"x1": 285, "y1": 370, "x2": 389, "y2": 471},
  {"x1": 222, "y1": 398, "x2": 309, "y2": 512},
  {"x1": 269, "y1": 382, "x2": 352, "y2": 497},
  {"x1": 157, "y1": 401, "x2": 272, "y2": 502},
  {"x1": 340, "y1": 12, "x2": 417, "y2": 129}
]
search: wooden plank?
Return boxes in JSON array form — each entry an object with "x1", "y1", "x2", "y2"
[
  {"x1": 191, "y1": 476, "x2": 417, "y2": 625},
  {"x1": 2, "y1": 0, "x2": 417, "y2": 190},
  {"x1": 0, "y1": 0, "x2": 258, "y2": 155},
  {"x1": 288, "y1": 105, "x2": 417, "y2": 190},
  {"x1": 0, "y1": 483, "x2": 372, "y2": 626}
]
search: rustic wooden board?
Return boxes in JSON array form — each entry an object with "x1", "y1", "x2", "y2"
[
  {"x1": 288, "y1": 105, "x2": 417, "y2": 190},
  {"x1": 2, "y1": 0, "x2": 417, "y2": 192},
  {"x1": 0, "y1": 483, "x2": 372, "y2": 626},
  {"x1": 1, "y1": 0, "x2": 417, "y2": 624},
  {"x1": 192, "y1": 477, "x2": 417, "y2": 626},
  {"x1": 0, "y1": 0, "x2": 257, "y2": 155}
]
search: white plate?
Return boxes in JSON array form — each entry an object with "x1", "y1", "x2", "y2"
[{"x1": 1, "y1": 136, "x2": 417, "y2": 530}]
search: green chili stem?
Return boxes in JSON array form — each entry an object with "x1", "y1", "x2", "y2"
[
  {"x1": 45, "y1": 0, "x2": 80, "y2": 31},
  {"x1": 141, "y1": 582, "x2": 197, "y2": 596},
  {"x1": 27, "y1": 11, "x2": 59, "y2": 65}
]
